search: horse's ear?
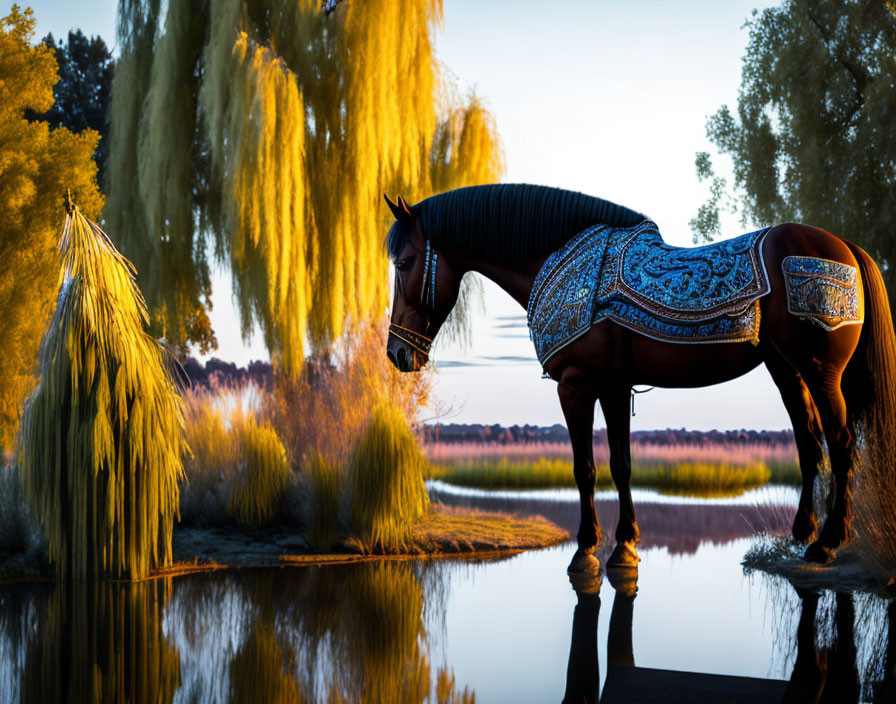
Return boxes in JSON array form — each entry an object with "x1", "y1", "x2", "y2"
[{"x1": 384, "y1": 193, "x2": 413, "y2": 222}]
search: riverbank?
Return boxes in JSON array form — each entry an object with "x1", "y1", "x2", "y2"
[{"x1": 0, "y1": 504, "x2": 569, "y2": 583}]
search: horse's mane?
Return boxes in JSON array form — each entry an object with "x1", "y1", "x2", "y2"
[{"x1": 386, "y1": 183, "x2": 645, "y2": 264}]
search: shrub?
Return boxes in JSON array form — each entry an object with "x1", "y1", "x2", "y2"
[
  {"x1": 348, "y1": 402, "x2": 429, "y2": 550},
  {"x1": 306, "y1": 453, "x2": 342, "y2": 551},
  {"x1": 263, "y1": 321, "x2": 431, "y2": 471},
  {"x1": 228, "y1": 417, "x2": 291, "y2": 527},
  {"x1": 180, "y1": 385, "x2": 236, "y2": 526},
  {"x1": 180, "y1": 382, "x2": 291, "y2": 529}
]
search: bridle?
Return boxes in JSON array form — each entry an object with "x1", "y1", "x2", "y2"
[{"x1": 388, "y1": 238, "x2": 437, "y2": 357}]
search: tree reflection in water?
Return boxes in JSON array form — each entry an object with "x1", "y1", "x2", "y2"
[
  {"x1": 164, "y1": 561, "x2": 474, "y2": 703},
  {"x1": 0, "y1": 580, "x2": 180, "y2": 703}
]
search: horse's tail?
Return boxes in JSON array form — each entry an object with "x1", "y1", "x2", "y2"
[{"x1": 843, "y1": 240, "x2": 896, "y2": 439}]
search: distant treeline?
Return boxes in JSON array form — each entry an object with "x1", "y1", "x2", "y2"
[
  {"x1": 174, "y1": 358, "x2": 794, "y2": 449},
  {"x1": 422, "y1": 423, "x2": 794, "y2": 447},
  {"x1": 176, "y1": 357, "x2": 274, "y2": 390}
]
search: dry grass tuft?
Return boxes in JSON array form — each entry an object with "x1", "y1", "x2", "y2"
[
  {"x1": 348, "y1": 403, "x2": 430, "y2": 551},
  {"x1": 180, "y1": 382, "x2": 291, "y2": 529},
  {"x1": 227, "y1": 417, "x2": 291, "y2": 528}
]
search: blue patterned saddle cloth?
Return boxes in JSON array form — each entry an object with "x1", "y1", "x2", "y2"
[{"x1": 527, "y1": 220, "x2": 772, "y2": 365}]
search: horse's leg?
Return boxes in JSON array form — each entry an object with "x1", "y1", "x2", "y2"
[
  {"x1": 764, "y1": 351, "x2": 825, "y2": 541},
  {"x1": 798, "y1": 363, "x2": 855, "y2": 563},
  {"x1": 558, "y1": 368, "x2": 601, "y2": 575},
  {"x1": 600, "y1": 387, "x2": 640, "y2": 568}
]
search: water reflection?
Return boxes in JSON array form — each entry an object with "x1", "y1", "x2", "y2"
[
  {"x1": 0, "y1": 580, "x2": 179, "y2": 703},
  {"x1": 561, "y1": 569, "x2": 639, "y2": 704},
  {"x1": 562, "y1": 574, "x2": 602, "y2": 704},
  {"x1": 1, "y1": 490, "x2": 895, "y2": 703},
  {"x1": 0, "y1": 562, "x2": 478, "y2": 703},
  {"x1": 164, "y1": 562, "x2": 475, "y2": 703},
  {"x1": 430, "y1": 484, "x2": 794, "y2": 555},
  {"x1": 779, "y1": 586, "x2": 896, "y2": 704}
]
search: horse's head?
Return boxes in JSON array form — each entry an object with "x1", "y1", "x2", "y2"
[{"x1": 384, "y1": 194, "x2": 461, "y2": 372}]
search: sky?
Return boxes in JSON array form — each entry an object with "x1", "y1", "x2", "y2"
[{"x1": 27, "y1": 0, "x2": 792, "y2": 431}]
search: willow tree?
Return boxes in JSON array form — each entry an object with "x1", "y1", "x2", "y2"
[
  {"x1": 104, "y1": 0, "x2": 503, "y2": 372},
  {"x1": 18, "y1": 205, "x2": 185, "y2": 580}
]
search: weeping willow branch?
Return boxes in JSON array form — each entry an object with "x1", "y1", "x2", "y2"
[
  {"x1": 18, "y1": 206, "x2": 186, "y2": 580},
  {"x1": 105, "y1": 0, "x2": 504, "y2": 369}
]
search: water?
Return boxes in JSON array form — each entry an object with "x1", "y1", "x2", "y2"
[{"x1": 1, "y1": 487, "x2": 893, "y2": 703}]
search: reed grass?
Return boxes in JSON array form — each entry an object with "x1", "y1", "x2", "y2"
[
  {"x1": 306, "y1": 453, "x2": 342, "y2": 551},
  {"x1": 431, "y1": 458, "x2": 775, "y2": 497},
  {"x1": 180, "y1": 382, "x2": 291, "y2": 529},
  {"x1": 348, "y1": 403, "x2": 429, "y2": 551},
  {"x1": 227, "y1": 417, "x2": 291, "y2": 528}
]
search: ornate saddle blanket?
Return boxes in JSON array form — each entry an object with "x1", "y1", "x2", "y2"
[{"x1": 527, "y1": 220, "x2": 772, "y2": 365}]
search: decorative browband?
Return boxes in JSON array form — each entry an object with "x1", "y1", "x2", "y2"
[{"x1": 388, "y1": 323, "x2": 432, "y2": 356}]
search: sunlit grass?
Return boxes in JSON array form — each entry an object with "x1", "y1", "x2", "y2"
[
  {"x1": 430, "y1": 457, "x2": 778, "y2": 497},
  {"x1": 227, "y1": 417, "x2": 291, "y2": 528},
  {"x1": 348, "y1": 403, "x2": 429, "y2": 551},
  {"x1": 181, "y1": 382, "x2": 291, "y2": 528},
  {"x1": 306, "y1": 453, "x2": 342, "y2": 551}
]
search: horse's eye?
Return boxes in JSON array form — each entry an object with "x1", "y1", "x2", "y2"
[{"x1": 396, "y1": 257, "x2": 414, "y2": 272}]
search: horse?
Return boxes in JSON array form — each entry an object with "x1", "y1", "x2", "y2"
[{"x1": 383, "y1": 184, "x2": 896, "y2": 575}]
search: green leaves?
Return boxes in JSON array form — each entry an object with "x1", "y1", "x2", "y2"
[{"x1": 698, "y1": 0, "x2": 896, "y2": 300}]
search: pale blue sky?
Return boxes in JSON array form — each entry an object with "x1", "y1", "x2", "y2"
[{"x1": 27, "y1": 0, "x2": 791, "y2": 430}]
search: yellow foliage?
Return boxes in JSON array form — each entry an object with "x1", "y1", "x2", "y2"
[
  {"x1": 264, "y1": 320, "x2": 432, "y2": 471},
  {"x1": 18, "y1": 208, "x2": 185, "y2": 579},
  {"x1": 229, "y1": 620, "x2": 300, "y2": 704},
  {"x1": 347, "y1": 402, "x2": 429, "y2": 551},
  {"x1": 0, "y1": 6, "x2": 102, "y2": 449},
  {"x1": 181, "y1": 382, "x2": 291, "y2": 528},
  {"x1": 228, "y1": 416, "x2": 291, "y2": 527},
  {"x1": 105, "y1": 0, "x2": 504, "y2": 369},
  {"x1": 21, "y1": 580, "x2": 180, "y2": 701}
]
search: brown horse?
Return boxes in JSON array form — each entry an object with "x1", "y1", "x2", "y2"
[{"x1": 383, "y1": 184, "x2": 896, "y2": 574}]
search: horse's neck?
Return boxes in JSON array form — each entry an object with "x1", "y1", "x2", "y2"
[{"x1": 452, "y1": 250, "x2": 548, "y2": 310}]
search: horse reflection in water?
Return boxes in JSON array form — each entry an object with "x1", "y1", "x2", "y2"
[
  {"x1": 385, "y1": 184, "x2": 896, "y2": 573},
  {"x1": 562, "y1": 570, "x2": 638, "y2": 704},
  {"x1": 784, "y1": 588, "x2": 896, "y2": 704},
  {"x1": 560, "y1": 567, "x2": 896, "y2": 704}
]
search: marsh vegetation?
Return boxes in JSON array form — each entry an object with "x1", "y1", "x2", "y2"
[{"x1": 426, "y1": 439, "x2": 801, "y2": 497}]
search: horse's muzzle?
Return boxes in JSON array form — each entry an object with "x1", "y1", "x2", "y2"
[{"x1": 387, "y1": 324, "x2": 431, "y2": 372}]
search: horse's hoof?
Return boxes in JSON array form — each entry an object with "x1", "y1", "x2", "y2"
[
  {"x1": 804, "y1": 540, "x2": 834, "y2": 564},
  {"x1": 791, "y1": 512, "x2": 817, "y2": 543},
  {"x1": 606, "y1": 542, "x2": 640, "y2": 569},
  {"x1": 567, "y1": 549, "x2": 601, "y2": 576}
]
